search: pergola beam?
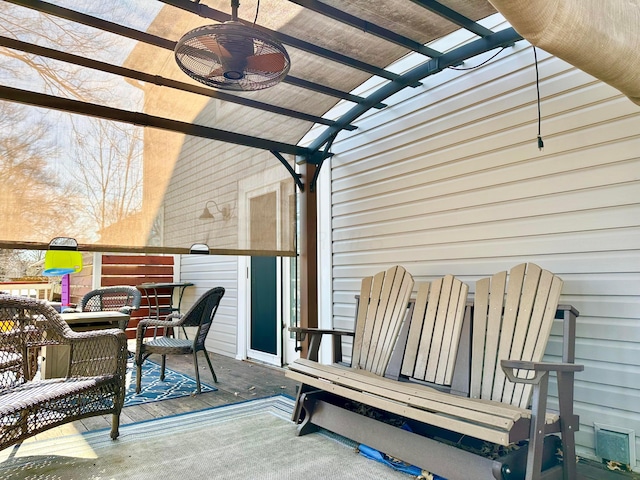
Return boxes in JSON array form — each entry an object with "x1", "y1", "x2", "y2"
[
  {"x1": 409, "y1": 0, "x2": 495, "y2": 37},
  {"x1": 0, "y1": 36, "x2": 356, "y2": 130},
  {"x1": 287, "y1": 0, "x2": 441, "y2": 60},
  {"x1": 0, "y1": 85, "x2": 313, "y2": 157},
  {"x1": 5, "y1": 0, "x2": 371, "y2": 106},
  {"x1": 308, "y1": 27, "x2": 523, "y2": 153}
]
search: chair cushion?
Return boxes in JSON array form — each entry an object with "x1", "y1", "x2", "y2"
[
  {"x1": 143, "y1": 337, "x2": 192, "y2": 355},
  {"x1": 0, "y1": 376, "x2": 113, "y2": 416},
  {"x1": 146, "y1": 338, "x2": 191, "y2": 348}
]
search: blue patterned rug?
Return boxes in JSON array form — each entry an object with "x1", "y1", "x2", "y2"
[{"x1": 124, "y1": 360, "x2": 217, "y2": 407}]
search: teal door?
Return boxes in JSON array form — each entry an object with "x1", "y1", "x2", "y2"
[{"x1": 250, "y1": 256, "x2": 277, "y2": 355}]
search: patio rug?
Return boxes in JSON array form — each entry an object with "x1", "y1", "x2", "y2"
[
  {"x1": 0, "y1": 395, "x2": 415, "y2": 480},
  {"x1": 124, "y1": 360, "x2": 217, "y2": 407}
]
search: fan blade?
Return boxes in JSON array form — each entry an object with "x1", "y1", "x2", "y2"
[
  {"x1": 199, "y1": 35, "x2": 232, "y2": 59},
  {"x1": 245, "y1": 53, "x2": 287, "y2": 73},
  {"x1": 206, "y1": 67, "x2": 225, "y2": 78}
]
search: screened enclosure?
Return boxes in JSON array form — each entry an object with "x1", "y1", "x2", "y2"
[{"x1": 0, "y1": 0, "x2": 637, "y2": 256}]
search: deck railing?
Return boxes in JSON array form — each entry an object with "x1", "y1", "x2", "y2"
[{"x1": 0, "y1": 281, "x2": 56, "y2": 300}]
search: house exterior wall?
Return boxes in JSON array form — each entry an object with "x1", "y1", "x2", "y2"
[
  {"x1": 179, "y1": 255, "x2": 238, "y2": 358},
  {"x1": 324, "y1": 38, "x2": 640, "y2": 466}
]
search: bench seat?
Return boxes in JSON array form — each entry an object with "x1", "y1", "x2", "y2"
[{"x1": 288, "y1": 358, "x2": 564, "y2": 447}]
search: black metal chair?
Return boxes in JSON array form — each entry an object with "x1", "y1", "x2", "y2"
[
  {"x1": 77, "y1": 286, "x2": 142, "y2": 330},
  {"x1": 134, "y1": 287, "x2": 224, "y2": 394}
]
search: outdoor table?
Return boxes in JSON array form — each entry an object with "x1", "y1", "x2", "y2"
[
  {"x1": 137, "y1": 282, "x2": 194, "y2": 320},
  {"x1": 137, "y1": 282, "x2": 194, "y2": 338},
  {"x1": 41, "y1": 311, "x2": 130, "y2": 379}
]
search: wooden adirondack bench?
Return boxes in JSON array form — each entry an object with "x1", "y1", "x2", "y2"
[{"x1": 286, "y1": 263, "x2": 583, "y2": 480}]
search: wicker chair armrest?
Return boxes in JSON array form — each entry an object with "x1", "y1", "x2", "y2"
[
  {"x1": 135, "y1": 314, "x2": 184, "y2": 350},
  {"x1": 137, "y1": 316, "x2": 183, "y2": 330}
]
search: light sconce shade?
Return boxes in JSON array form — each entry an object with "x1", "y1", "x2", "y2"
[
  {"x1": 198, "y1": 200, "x2": 233, "y2": 221},
  {"x1": 190, "y1": 243, "x2": 210, "y2": 254}
]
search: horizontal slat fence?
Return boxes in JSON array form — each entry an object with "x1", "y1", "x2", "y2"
[{"x1": 70, "y1": 254, "x2": 175, "y2": 339}]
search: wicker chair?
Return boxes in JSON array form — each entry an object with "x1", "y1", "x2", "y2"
[
  {"x1": 0, "y1": 295, "x2": 128, "y2": 450},
  {"x1": 135, "y1": 287, "x2": 224, "y2": 394},
  {"x1": 77, "y1": 286, "x2": 142, "y2": 330}
]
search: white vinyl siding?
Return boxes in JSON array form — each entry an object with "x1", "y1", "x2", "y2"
[
  {"x1": 179, "y1": 255, "x2": 238, "y2": 358},
  {"x1": 325, "y1": 32, "x2": 640, "y2": 467}
]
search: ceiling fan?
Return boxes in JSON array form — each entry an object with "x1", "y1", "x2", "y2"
[{"x1": 174, "y1": 0, "x2": 291, "y2": 91}]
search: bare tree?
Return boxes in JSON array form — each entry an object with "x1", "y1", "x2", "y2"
[
  {"x1": 0, "y1": 2, "x2": 121, "y2": 101},
  {"x1": 0, "y1": 3, "x2": 145, "y2": 242},
  {"x1": 0, "y1": 102, "x2": 80, "y2": 242},
  {"x1": 70, "y1": 118, "x2": 143, "y2": 233}
]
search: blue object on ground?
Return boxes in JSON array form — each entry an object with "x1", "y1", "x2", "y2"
[
  {"x1": 358, "y1": 423, "x2": 448, "y2": 479},
  {"x1": 359, "y1": 443, "x2": 424, "y2": 476}
]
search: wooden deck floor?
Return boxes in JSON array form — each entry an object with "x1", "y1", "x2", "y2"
[{"x1": 29, "y1": 352, "x2": 637, "y2": 479}]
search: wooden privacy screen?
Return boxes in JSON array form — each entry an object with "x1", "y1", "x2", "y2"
[{"x1": 69, "y1": 254, "x2": 174, "y2": 339}]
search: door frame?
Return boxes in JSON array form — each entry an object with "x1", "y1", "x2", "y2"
[
  {"x1": 236, "y1": 167, "x2": 295, "y2": 366},
  {"x1": 246, "y1": 256, "x2": 282, "y2": 365}
]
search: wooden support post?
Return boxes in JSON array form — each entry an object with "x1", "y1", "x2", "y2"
[{"x1": 298, "y1": 162, "x2": 318, "y2": 358}]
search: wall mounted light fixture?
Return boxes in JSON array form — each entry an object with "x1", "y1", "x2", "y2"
[{"x1": 198, "y1": 200, "x2": 233, "y2": 222}]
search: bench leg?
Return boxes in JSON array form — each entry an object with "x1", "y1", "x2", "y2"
[
  {"x1": 557, "y1": 371, "x2": 578, "y2": 480},
  {"x1": 293, "y1": 390, "x2": 320, "y2": 436},
  {"x1": 525, "y1": 372, "x2": 549, "y2": 480},
  {"x1": 292, "y1": 384, "x2": 312, "y2": 423}
]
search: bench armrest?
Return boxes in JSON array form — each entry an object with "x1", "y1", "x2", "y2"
[
  {"x1": 288, "y1": 327, "x2": 355, "y2": 362},
  {"x1": 501, "y1": 360, "x2": 584, "y2": 385},
  {"x1": 288, "y1": 326, "x2": 354, "y2": 339}
]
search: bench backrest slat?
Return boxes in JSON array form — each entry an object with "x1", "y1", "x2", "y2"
[
  {"x1": 352, "y1": 266, "x2": 414, "y2": 376},
  {"x1": 471, "y1": 263, "x2": 563, "y2": 408},
  {"x1": 400, "y1": 274, "x2": 469, "y2": 386}
]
